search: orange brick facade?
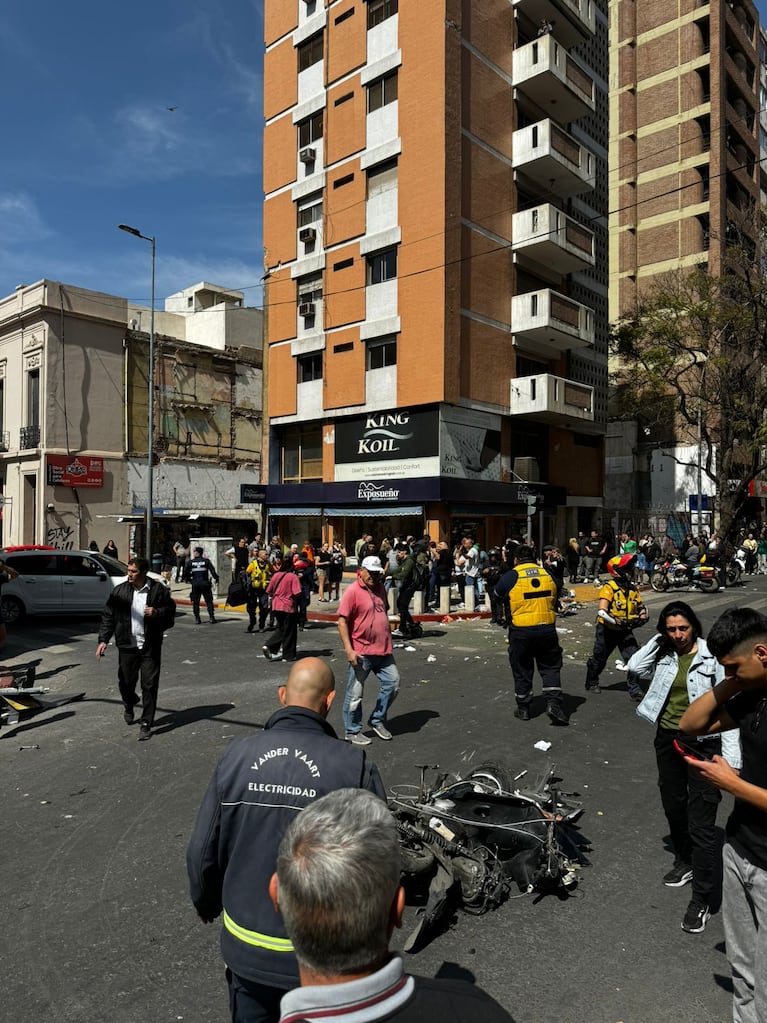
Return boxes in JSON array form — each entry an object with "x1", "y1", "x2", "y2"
[{"x1": 262, "y1": 0, "x2": 608, "y2": 550}]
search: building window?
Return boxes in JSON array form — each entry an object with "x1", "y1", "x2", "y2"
[
  {"x1": 297, "y1": 195, "x2": 323, "y2": 227},
  {"x1": 298, "y1": 352, "x2": 323, "y2": 383},
  {"x1": 27, "y1": 368, "x2": 40, "y2": 427},
  {"x1": 367, "y1": 0, "x2": 398, "y2": 29},
  {"x1": 366, "y1": 248, "x2": 397, "y2": 284},
  {"x1": 298, "y1": 111, "x2": 323, "y2": 148},
  {"x1": 367, "y1": 70, "x2": 398, "y2": 113},
  {"x1": 366, "y1": 336, "x2": 397, "y2": 369},
  {"x1": 298, "y1": 33, "x2": 323, "y2": 72},
  {"x1": 297, "y1": 272, "x2": 323, "y2": 307},
  {"x1": 281, "y1": 425, "x2": 323, "y2": 483}
]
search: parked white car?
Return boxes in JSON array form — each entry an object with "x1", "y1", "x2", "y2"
[{"x1": 0, "y1": 550, "x2": 167, "y2": 622}]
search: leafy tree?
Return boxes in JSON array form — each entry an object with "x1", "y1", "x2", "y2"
[{"x1": 610, "y1": 233, "x2": 767, "y2": 542}]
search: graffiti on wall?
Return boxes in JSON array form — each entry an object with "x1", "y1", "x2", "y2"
[{"x1": 46, "y1": 525, "x2": 75, "y2": 549}]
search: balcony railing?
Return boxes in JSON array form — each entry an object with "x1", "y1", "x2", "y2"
[{"x1": 20, "y1": 425, "x2": 40, "y2": 449}]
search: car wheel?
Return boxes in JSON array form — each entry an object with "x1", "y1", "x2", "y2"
[{"x1": 1, "y1": 595, "x2": 25, "y2": 624}]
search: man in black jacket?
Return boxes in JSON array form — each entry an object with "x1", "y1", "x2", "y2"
[
  {"x1": 95, "y1": 557, "x2": 175, "y2": 741},
  {"x1": 186, "y1": 657, "x2": 385, "y2": 1023},
  {"x1": 185, "y1": 546, "x2": 219, "y2": 623}
]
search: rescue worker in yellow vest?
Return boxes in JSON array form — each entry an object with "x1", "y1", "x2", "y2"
[
  {"x1": 585, "y1": 553, "x2": 648, "y2": 701},
  {"x1": 495, "y1": 544, "x2": 569, "y2": 725},
  {"x1": 245, "y1": 548, "x2": 273, "y2": 633}
]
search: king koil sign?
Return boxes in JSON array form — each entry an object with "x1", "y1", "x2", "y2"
[{"x1": 335, "y1": 408, "x2": 439, "y2": 482}]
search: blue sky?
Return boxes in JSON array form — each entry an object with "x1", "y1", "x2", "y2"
[
  {"x1": 0, "y1": 0, "x2": 265, "y2": 308},
  {"x1": 3, "y1": 1, "x2": 767, "y2": 310}
]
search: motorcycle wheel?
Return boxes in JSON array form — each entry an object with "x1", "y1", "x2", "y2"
[
  {"x1": 650, "y1": 572, "x2": 669, "y2": 592},
  {"x1": 468, "y1": 759, "x2": 514, "y2": 794},
  {"x1": 698, "y1": 575, "x2": 720, "y2": 594},
  {"x1": 400, "y1": 842, "x2": 436, "y2": 877},
  {"x1": 726, "y1": 565, "x2": 742, "y2": 587}
]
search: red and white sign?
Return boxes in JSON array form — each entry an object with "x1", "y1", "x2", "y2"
[
  {"x1": 46, "y1": 455, "x2": 104, "y2": 488},
  {"x1": 748, "y1": 479, "x2": 767, "y2": 497}
]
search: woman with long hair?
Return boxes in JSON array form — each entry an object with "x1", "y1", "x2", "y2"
[{"x1": 627, "y1": 600, "x2": 741, "y2": 934}]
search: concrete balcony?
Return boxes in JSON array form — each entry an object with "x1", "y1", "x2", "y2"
[
  {"x1": 510, "y1": 373, "x2": 594, "y2": 426},
  {"x1": 513, "y1": 36, "x2": 595, "y2": 124},
  {"x1": 511, "y1": 289, "x2": 594, "y2": 356},
  {"x1": 513, "y1": 0, "x2": 595, "y2": 48},
  {"x1": 512, "y1": 120, "x2": 595, "y2": 198},
  {"x1": 512, "y1": 204, "x2": 594, "y2": 275}
]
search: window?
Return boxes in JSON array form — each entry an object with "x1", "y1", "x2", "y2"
[
  {"x1": 366, "y1": 248, "x2": 397, "y2": 284},
  {"x1": 298, "y1": 111, "x2": 323, "y2": 148},
  {"x1": 298, "y1": 33, "x2": 323, "y2": 72},
  {"x1": 297, "y1": 272, "x2": 323, "y2": 305},
  {"x1": 27, "y1": 368, "x2": 40, "y2": 427},
  {"x1": 298, "y1": 352, "x2": 323, "y2": 383},
  {"x1": 298, "y1": 195, "x2": 322, "y2": 227},
  {"x1": 366, "y1": 336, "x2": 397, "y2": 370},
  {"x1": 281, "y1": 425, "x2": 323, "y2": 483},
  {"x1": 368, "y1": 0, "x2": 398, "y2": 29},
  {"x1": 367, "y1": 71, "x2": 398, "y2": 113},
  {"x1": 60, "y1": 554, "x2": 102, "y2": 577}
]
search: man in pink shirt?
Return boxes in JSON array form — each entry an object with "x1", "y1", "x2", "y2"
[
  {"x1": 337, "y1": 556, "x2": 400, "y2": 745},
  {"x1": 263, "y1": 555, "x2": 303, "y2": 662}
]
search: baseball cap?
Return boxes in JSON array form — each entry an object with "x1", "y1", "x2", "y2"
[{"x1": 361, "y1": 556, "x2": 384, "y2": 574}]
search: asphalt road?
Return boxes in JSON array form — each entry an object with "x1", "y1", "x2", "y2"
[{"x1": 4, "y1": 577, "x2": 767, "y2": 1023}]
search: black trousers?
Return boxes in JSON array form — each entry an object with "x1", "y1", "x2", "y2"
[
  {"x1": 192, "y1": 584, "x2": 215, "y2": 620},
  {"x1": 226, "y1": 968, "x2": 284, "y2": 1023},
  {"x1": 117, "y1": 643, "x2": 162, "y2": 727},
  {"x1": 654, "y1": 725, "x2": 722, "y2": 903},
  {"x1": 396, "y1": 586, "x2": 415, "y2": 632},
  {"x1": 247, "y1": 589, "x2": 269, "y2": 629},
  {"x1": 585, "y1": 624, "x2": 642, "y2": 696},
  {"x1": 508, "y1": 625, "x2": 563, "y2": 706},
  {"x1": 263, "y1": 611, "x2": 297, "y2": 659}
]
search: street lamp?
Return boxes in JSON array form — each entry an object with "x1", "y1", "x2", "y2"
[{"x1": 118, "y1": 223, "x2": 156, "y2": 562}]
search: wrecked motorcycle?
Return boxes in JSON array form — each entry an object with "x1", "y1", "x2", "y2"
[{"x1": 389, "y1": 759, "x2": 589, "y2": 951}]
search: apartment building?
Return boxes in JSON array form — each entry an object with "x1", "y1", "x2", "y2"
[
  {"x1": 262, "y1": 0, "x2": 608, "y2": 550},
  {"x1": 607, "y1": 0, "x2": 762, "y2": 529},
  {"x1": 0, "y1": 280, "x2": 263, "y2": 552}
]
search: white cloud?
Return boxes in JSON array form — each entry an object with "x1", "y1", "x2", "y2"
[{"x1": 0, "y1": 192, "x2": 52, "y2": 245}]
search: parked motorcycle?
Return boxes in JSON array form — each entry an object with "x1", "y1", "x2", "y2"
[
  {"x1": 725, "y1": 546, "x2": 747, "y2": 587},
  {"x1": 390, "y1": 760, "x2": 589, "y2": 951},
  {"x1": 650, "y1": 556, "x2": 720, "y2": 593}
]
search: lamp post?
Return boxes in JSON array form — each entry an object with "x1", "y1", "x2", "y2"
[{"x1": 118, "y1": 224, "x2": 156, "y2": 561}]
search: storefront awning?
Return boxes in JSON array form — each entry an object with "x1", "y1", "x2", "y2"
[
  {"x1": 268, "y1": 507, "x2": 319, "y2": 516},
  {"x1": 323, "y1": 506, "x2": 423, "y2": 517}
]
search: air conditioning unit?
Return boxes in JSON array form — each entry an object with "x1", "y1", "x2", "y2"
[
  {"x1": 299, "y1": 227, "x2": 317, "y2": 243},
  {"x1": 299, "y1": 302, "x2": 316, "y2": 317},
  {"x1": 299, "y1": 146, "x2": 316, "y2": 164}
]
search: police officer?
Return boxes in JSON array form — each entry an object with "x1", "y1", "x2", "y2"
[
  {"x1": 495, "y1": 544, "x2": 568, "y2": 724},
  {"x1": 185, "y1": 545, "x2": 219, "y2": 624},
  {"x1": 186, "y1": 658, "x2": 385, "y2": 1023}
]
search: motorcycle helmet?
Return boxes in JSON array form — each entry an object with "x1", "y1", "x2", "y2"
[{"x1": 607, "y1": 554, "x2": 636, "y2": 579}]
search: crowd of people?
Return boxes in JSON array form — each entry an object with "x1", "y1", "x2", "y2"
[{"x1": 87, "y1": 525, "x2": 767, "y2": 1023}]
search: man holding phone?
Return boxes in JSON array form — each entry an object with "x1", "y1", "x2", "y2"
[{"x1": 679, "y1": 608, "x2": 767, "y2": 1023}]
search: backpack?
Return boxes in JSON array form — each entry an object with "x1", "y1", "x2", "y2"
[
  {"x1": 412, "y1": 555, "x2": 430, "y2": 592},
  {"x1": 161, "y1": 596, "x2": 177, "y2": 630}
]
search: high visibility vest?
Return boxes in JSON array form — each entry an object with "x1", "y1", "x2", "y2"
[
  {"x1": 509, "y1": 565, "x2": 557, "y2": 627},
  {"x1": 597, "y1": 579, "x2": 644, "y2": 628}
]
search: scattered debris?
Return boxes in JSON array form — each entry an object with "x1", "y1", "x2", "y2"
[
  {"x1": 18, "y1": 744, "x2": 39, "y2": 751},
  {"x1": 534, "y1": 740, "x2": 552, "y2": 752},
  {"x1": 426, "y1": 654, "x2": 437, "y2": 662}
]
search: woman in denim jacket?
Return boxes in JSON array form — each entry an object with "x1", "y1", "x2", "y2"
[{"x1": 627, "y1": 600, "x2": 741, "y2": 935}]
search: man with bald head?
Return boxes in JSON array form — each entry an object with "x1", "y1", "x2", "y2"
[{"x1": 187, "y1": 657, "x2": 385, "y2": 1023}]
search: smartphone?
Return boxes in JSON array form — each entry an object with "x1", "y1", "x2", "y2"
[{"x1": 673, "y1": 738, "x2": 713, "y2": 761}]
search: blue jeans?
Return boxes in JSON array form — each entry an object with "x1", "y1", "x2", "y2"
[
  {"x1": 343, "y1": 654, "x2": 400, "y2": 734},
  {"x1": 723, "y1": 842, "x2": 767, "y2": 1023}
]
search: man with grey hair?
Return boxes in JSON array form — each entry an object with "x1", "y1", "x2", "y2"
[{"x1": 269, "y1": 789, "x2": 514, "y2": 1022}]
